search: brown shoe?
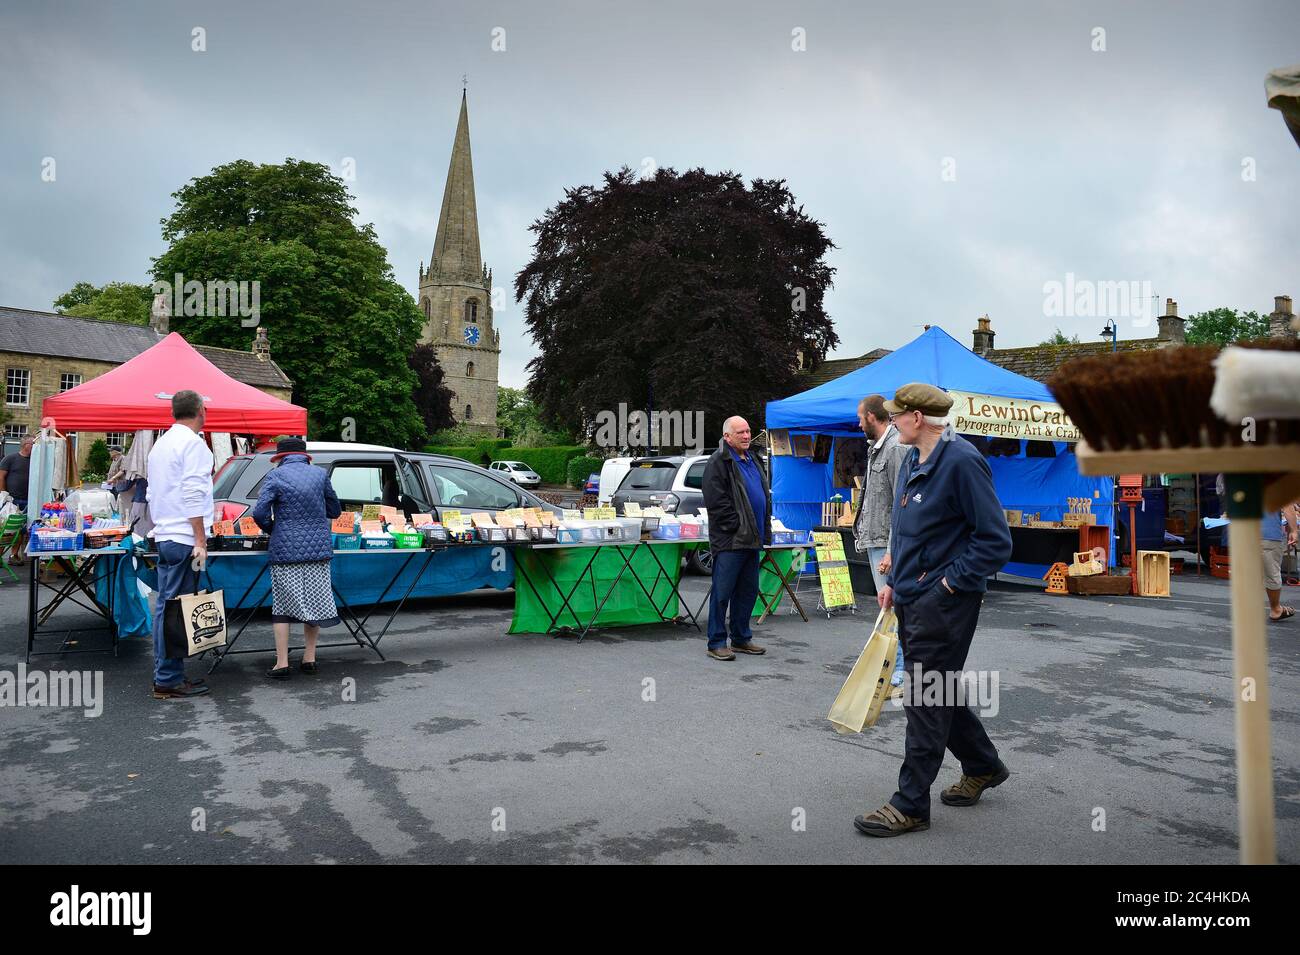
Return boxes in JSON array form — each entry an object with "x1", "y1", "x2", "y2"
[
  {"x1": 707, "y1": 646, "x2": 736, "y2": 661},
  {"x1": 152, "y1": 682, "x2": 210, "y2": 700},
  {"x1": 854, "y1": 804, "x2": 929, "y2": 837},
  {"x1": 730, "y1": 640, "x2": 766, "y2": 655},
  {"x1": 940, "y1": 762, "x2": 1010, "y2": 807}
]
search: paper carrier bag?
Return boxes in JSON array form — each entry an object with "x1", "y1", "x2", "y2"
[{"x1": 827, "y1": 608, "x2": 899, "y2": 734}]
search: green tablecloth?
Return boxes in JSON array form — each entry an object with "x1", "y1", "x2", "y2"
[{"x1": 509, "y1": 542, "x2": 799, "y2": 634}]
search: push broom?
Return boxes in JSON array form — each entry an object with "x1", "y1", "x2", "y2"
[{"x1": 1049, "y1": 336, "x2": 1300, "y2": 864}]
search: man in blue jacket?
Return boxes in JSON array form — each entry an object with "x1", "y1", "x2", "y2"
[{"x1": 854, "y1": 383, "x2": 1012, "y2": 837}]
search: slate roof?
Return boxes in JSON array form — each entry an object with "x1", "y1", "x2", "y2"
[
  {"x1": 796, "y1": 337, "x2": 1169, "y2": 387},
  {"x1": 0, "y1": 305, "x2": 293, "y2": 390}
]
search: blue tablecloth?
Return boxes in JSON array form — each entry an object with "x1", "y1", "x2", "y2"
[{"x1": 202, "y1": 547, "x2": 516, "y2": 610}]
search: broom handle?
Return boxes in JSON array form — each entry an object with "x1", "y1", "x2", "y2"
[{"x1": 1224, "y1": 475, "x2": 1276, "y2": 864}]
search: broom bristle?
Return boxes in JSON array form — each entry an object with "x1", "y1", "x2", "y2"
[{"x1": 1048, "y1": 343, "x2": 1298, "y2": 453}]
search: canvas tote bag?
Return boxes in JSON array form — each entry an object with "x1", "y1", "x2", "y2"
[
  {"x1": 827, "y1": 607, "x2": 899, "y2": 734},
  {"x1": 163, "y1": 586, "x2": 227, "y2": 657}
]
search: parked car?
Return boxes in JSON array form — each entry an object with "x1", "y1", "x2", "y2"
[
  {"x1": 597, "y1": 456, "x2": 634, "y2": 504},
  {"x1": 212, "y1": 443, "x2": 561, "y2": 525},
  {"x1": 488, "y1": 459, "x2": 542, "y2": 489},
  {"x1": 611, "y1": 454, "x2": 713, "y2": 574}
]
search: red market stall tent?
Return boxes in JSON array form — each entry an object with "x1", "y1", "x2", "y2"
[{"x1": 41, "y1": 332, "x2": 307, "y2": 434}]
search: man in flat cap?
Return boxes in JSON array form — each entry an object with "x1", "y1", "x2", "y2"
[{"x1": 854, "y1": 383, "x2": 1012, "y2": 837}]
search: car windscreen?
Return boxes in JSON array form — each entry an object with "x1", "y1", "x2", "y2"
[
  {"x1": 212, "y1": 457, "x2": 252, "y2": 498},
  {"x1": 619, "y1": 462, "x2": 678, "y2": 491}
]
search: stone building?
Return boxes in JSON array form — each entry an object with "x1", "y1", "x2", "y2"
[
  {"x1": 0, "y1": 305, "x2": 293, "y2": 470},
  {"x1": 416, "y1": 92, "x2": 500, "y2": 434}
]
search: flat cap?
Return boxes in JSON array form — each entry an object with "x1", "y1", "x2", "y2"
[{"x1": 884, "y1": 383, "x2": 953, "y2": 416}]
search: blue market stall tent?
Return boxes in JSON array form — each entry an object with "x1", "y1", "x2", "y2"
[{"x1": 765, "y1": 326, "x2": 1113, "y2": 578}]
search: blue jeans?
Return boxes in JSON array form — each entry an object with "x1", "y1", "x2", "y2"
[
  {"x1": 867, "y1": 546, "x2": 905, "y2": 676},
  {"x1": 707, "y1": 548, "x2": 760, "y2": 650},
  {"x1": 152, "y1": 539, "x2": 197, "y2": 687}
]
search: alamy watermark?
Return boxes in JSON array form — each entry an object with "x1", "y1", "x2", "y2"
[
  {"x1": 0, "y1": 664, "x2": 103, "y2": 717},
  {"x1": 593, "y1": 402, "x2": 705, "y2": 454},
  {"x1": 1042, "y1": 273, "x2": 1154, "y2": 327},
  {"x1": 888, "y1": 664, "x2": 1000, "y2": 717},
  {"x1": 152, "y1": 272, "x2": 261, "y2": 327}
]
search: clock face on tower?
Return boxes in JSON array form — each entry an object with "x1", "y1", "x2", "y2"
[{"x1": 463, "y1": 325, "x2": 481, "y2": 346}]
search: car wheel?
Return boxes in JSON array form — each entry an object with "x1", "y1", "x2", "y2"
[{"x1": 686, "y1": 546, "x2": 713, "y2": 576}]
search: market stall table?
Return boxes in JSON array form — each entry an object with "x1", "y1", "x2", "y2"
[
  {"x1": 510, "y1": 538, "x2": 702, "y2": 640},
  {"x1": 688, "y1": 544, "x2": 809, "y2": 626},
  {"x1": 194, "y1": 543, "x2": 516, "y2": 670},
  {"x1": 24, "y1": 545, "x2": 125, "y2": 662}
]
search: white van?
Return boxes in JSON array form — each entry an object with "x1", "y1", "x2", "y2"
[{"x1": 597, "y1": 457, "x2": 635, "y2": 504}]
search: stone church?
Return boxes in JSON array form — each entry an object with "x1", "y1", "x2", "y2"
[{"x1": 417, "y1": 92, "x2": 500, "y2": 434}]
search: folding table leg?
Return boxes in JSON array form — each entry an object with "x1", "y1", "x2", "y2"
[
  {"x1": 513, "y1": 550, "x2": 566, "y2": 635},
  {"x1": 206, "y1": 559, "x2": 272, "y2": 673},
  {"x1": 550, "y1": 547, "x2": 603, "y2": 636},
  {"x1": 578, "y1": 545, "x2": 635, "y2": 642},
  {"x1": 640, "y1": 542, "x2": 701, "y2": 630}
]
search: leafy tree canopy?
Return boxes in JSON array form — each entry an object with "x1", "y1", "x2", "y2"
[
  {"x1": 515, "y1": 167, "x2": 837, "y2": 442},
  {"x1": 1040, "y1": 328, "x2": 1080, "y2": 345},
  {"x1": 1184, "y1": 308, "x2": 1269, "y2": 346},
  {"x1": 152, "y1": 158, "x2": 427, "y2": 447},
  {"x1": 54, "y1": 281, "x2": 152, "y2": 326}
]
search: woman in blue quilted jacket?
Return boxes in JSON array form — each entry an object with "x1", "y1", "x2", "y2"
[{"x1": 252, "y1": 438, "x2": 342, "y2": 679}]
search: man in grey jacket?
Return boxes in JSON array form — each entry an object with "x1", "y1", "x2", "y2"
[{"x1": 852, "y1": 394, "x2": 909, "y2": 684}]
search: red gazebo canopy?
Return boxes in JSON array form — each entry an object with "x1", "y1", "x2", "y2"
[{"x1": 42, "y1": 332, "x2": 307, "y2": 433}]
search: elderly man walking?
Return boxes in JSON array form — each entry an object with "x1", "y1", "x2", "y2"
[
  {"x1": 701, "y1": 415, "x2": 771, "y2": 661},
  {"x1": 852, "y1": 394, "x2": 909, "y2": 685},
  {"x1": 146, "y1": 389, "x2": 214, "y2": 700},
  {"x1": 855, "y1": 384, "x2": 1012, "y2": 837}
]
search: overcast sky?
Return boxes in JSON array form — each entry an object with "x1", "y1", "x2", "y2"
[{"x1": 2, "y1": 0, "x2": 1297, "y2": 388}]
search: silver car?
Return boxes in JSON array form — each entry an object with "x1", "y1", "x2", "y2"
[{"x1": 489, "y1": 460, "x2": 542, "y2": 489}]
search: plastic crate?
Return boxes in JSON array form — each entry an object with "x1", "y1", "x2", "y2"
[
  {"x1": 652, "y1": 522, "x2": 681, "y2": 540},
  {"x1": 332, "y1": 532, "x2": 362, "y2": 550},
  {"x1": 362, "y1": 535, "x2": 395, "y2": 550},
  {"x1": 555, "y1": 526, "x2": 583, "y2": 545},
  {"x1": 30, "y1": 531, "x2": 84, "y2": 553},
  {"x1": 391, "y1": 531, "x2": 423, "y2": 549}
]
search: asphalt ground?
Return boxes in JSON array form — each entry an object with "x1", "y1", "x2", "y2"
[{"x1": 1, "y1": 562, "x2": 1296, "y2": 864}]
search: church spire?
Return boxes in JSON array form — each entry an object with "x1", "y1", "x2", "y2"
[{"x1": 429, "y1": 91, "x2": 483, "y2": 285}]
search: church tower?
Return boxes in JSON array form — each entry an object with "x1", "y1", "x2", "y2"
[{"x1": 418, "y1": 91, "x2": 500, "y2": 433}]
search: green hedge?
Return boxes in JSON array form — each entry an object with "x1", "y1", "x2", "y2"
[
  {"x1": 566, "y1": 455, "x2": 605, "y2": 489},
  {"x1": 423, "y1": 443, "x2": 589, "y2": 484}
]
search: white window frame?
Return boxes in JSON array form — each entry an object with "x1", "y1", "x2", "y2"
[{"x1": 5, "y1": 368, "x2": 30, "y2": 407}]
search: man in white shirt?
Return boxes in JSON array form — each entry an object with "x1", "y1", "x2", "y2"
[{"x1": 146, "y1": 390, "x2": 214, "y2": 699}]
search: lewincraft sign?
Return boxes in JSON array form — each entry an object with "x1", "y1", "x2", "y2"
[{"x1": 946, "y1": 390, "x2": 1080, "y2": 442}]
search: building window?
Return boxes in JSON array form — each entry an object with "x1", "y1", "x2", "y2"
[
  {"x1": 5, "y1": 368, "x2": 30, "y2": 406},
  {"x1": 106, "y1": 431, "x2": 128, "y2": 450},
  {"x1": 60, "y1": 372, "x2": 82, "y2": 392},
  {"x1": 3, "y1": 424, "x2": 27, "y2": 439},
  {"x1": 466, "y1": 361, "x2": 475, "y2": 377},
  {"x1": 465, "y1": 404, "x2": 473, "y2": 421},
  {"x1": 421, "y1": 298, "x2": 431, "y2": 320},
  {"x1": 464, "y1": 299, "x2": 478, "y2": 324}
]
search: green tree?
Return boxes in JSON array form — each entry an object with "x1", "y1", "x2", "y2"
[
  {"x1": 497, "y1": 386, "x2": 574, "y2": 445},
  {"x1": 152, "y1": 159, "x2": 426, "y2": 447},
  {"x1": 84, "y1": 439, "x2": 111, "y2": 476},
  {"x1": 54, "y1": 281, "x2": 152, "y2": 325},
  {"x1": 1184, "y1": 308, "x2": 1269, "y2": 345},
  {"x1": 516, "y1": 167, "x2": 837, "y2": 442},
  {"x1": 1040, "y1": 328, "x2": 1079, "y2": 345},
  {"x1": 409, "y1": 344, "x2": 456, "y2": 436}
]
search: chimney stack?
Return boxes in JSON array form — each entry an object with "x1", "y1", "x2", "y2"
[
  {"x1": 1157, "y1": 298, "x2": 1185, "y2": 344},
  {"x1": 971, "y1": 314, "x2": 995, "y2": 355},
  {"x1": 1269, "y1": 294, "x2": 1296, "y2": 340},
  {"x1": 253, "y1": 325, "x2": 271, "y2": 361}
]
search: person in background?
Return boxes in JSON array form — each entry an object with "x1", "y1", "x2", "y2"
[
  {"x1": 106, "y1": 446, "x2": 133, "y2": 517},
  {"x1": 252, "y1": 437, "x2": 342, "y2": 678},
  {"x1": 1262, "y1": 503, "x2": 1299, "y2": 622},
  {"x1": 852, "y1": 394, "x2": 909, "y2": 685},
  {"x1": 146, "y1": 390, "x2": 213, "y2": 700},
  {"x1": 0, "y1": 435, "x2": 35, "y2": 565},
  {"x1": 701, "y1": 415, "x2": 772, "y2": 662},
  {"x1": 856, "y1": 384, "x2": 1012, "y2": 838}
]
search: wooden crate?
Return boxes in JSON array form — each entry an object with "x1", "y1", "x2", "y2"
[
  {"x1": 1210, "y1": 546, "x2": 1230, "y2": 580},
  {"x1": 1066, "y1": 575, "x2": 1132, "y2": 596},
  {"x1": 1137, "y1": 550, "x2": 1170, "y2": 597}
]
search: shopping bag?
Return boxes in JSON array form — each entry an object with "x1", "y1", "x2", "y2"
[
  {"x1": 162, "y1": 588, "x2": 227, "y2": 657},
  {"x1": 827, "y1": 607, "x2": 899, "y2": 734}
]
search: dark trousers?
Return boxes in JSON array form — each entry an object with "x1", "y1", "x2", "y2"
[
  {"x1": 889, "y1": 586, "x2": 1000, "y2": 820},
  {"x1": 151, "y1": 539, "x2": 197, "y2": 687},
  {"x1": 707, "y1": 548, "x2": 760, "y2": 649}
]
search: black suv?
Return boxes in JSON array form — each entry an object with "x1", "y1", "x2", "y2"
[
  {"x1": 212, "y1": 443, "x2": 561, "y2": 524},
  {"x1": 610, "y1": 454, "x2": 713, "y2": 574}
]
